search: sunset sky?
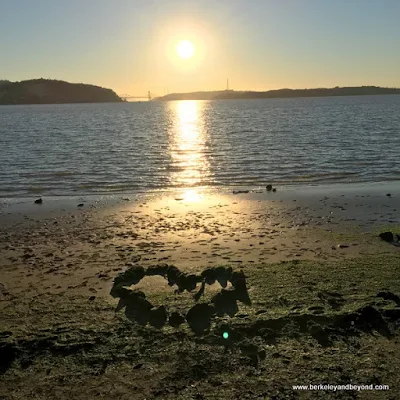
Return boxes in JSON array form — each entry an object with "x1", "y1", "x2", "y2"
[{"x1": 1, "y1": 0, "x2": 399, "y2": 97}]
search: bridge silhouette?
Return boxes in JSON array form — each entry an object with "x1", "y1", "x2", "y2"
[{"x1": 120, "y1": 91, "x2": 160, "y2": 101}]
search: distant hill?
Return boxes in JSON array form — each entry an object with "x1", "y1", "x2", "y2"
[
  {"x1": 0, "y1": 79, "x2": 123, "y2": 105},
  {"x1": 155, "y1": 86, "x2": 400, "y2": 101}
]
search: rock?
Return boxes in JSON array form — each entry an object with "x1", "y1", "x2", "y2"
[
  {"x1": 193, "y1": 280, "x2": 206, "y2": 302},
  {"x1": 211, "y1": 289, "x2": 238, "y2": 317},
  {"x1": 231, "y1": 270, "x2": 251, "y2": 305},
  {"x1": 77, "y1": 203, "x2": 84, "y2": 207},
  {"x1": 266, "y1": 185, "x2": 273, "y2": 191},
  {"x1": 185, "y1": 274, "x2": 199, "y2": 292},
  {"x1": 166, "y1": 266, "x2": 181, "y2": 286},
  {"x1": 379, "y1": 231, "x2": 400, "y2": 244},
  {"x1": 145, "y1": 264, "x2": 169, "y2": 277},
  {"x1": 34, "y1": 198, "x2": 43, "y2": 204},
  {"x1": 111, "y1": 266, "x2": 145, "y2": 292},
  {"x1": 186, "y1": 303, "x2": 215, "y2": 335},
  {"x1": 215, "y1": 266, "x2": 233, "y2": 288},
  {"x1": 386, "y1": 193, "x2": 391, "y2": 197},
  {"x1": 337, "y1": 244, "x2": 349, "y2": 249},
  {"x1": 111, "y1": 285, "x2": 136, "y2": 300},
  {"x1": 201, "y1": 268, "x2": 217, "y2": 285},
  {"x1": 169, "y1": 311, "x2": 186, "y2": 328},
  {"x1": 123, "y1": 292, "x2": 153, "y2": 326},
  {"x1": 272, "y1": 188, "x2": 277, "y2": 192},
  {"x1": 149, "y1": 305, "x2": 168, "y2": 328},
  {"x1": 89, "y1": 296, "x2": 96, "y2": 301}
]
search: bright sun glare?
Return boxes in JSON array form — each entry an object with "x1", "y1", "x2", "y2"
[{"x1": 176, "y1": 40, "x2": 195, "y2": 59}]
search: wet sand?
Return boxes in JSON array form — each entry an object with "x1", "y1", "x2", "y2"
[
  {"x1": 0, "y1": 184, "x2": 399, "y2": 299},
  {"x1": 1, "y1": 183, "x2": 400, "y2": 399}
]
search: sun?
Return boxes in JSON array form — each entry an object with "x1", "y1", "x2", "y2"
[{"x1": 176, "y1": 40, "x2": 195, "y2": 59}]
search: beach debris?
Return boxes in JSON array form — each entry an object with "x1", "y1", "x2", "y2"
[
  {"x1": 34, "y1": 198, "x2": 43, "y2": 204},
  {"x1": 77, "y1": 203, "x2": 84, "y2": 207},
  {"x1": 337, "y1": 244, "x2": 349, "y2": 249},
  {"x1": 266, "y1": 185, "x2": 273, "y2": 191},
  {"x1": 233, "y1": 190, "x2": 250, "y2": 194}
]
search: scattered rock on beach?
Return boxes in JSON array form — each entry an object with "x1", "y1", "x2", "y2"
[
  {"x1": 266, "y1": 185, "x2": 273, "y2": 191},
  {"x1": 110, "y1": 266, "x2": 145, "y2": 297},
  {"x1": 166, "y1": 266, "x2": 181, "y2": 286},
  {"x1": 211, "y1": 289, "x2": 239, "y2": 317},
  {"x1": 386, "y1": 193, "x2": 391, "y2": 197},
  {"x1": 185, "y1": 274, "x2": 199, "y2": 292},
  {"x1": 186, "y1": 303, "x2": 215, "y2": 335},
  {"x1": 379, "y1": 232, "x2": 394, "y2": 242},
  {"x1": 145, "y1": 264, "x2": 169, "y2": 277},
  {"x1": 123, "y1": 291, "x2": 153, "y2": 326},
  {"x1": 201, "y1": 268, "x2": 217, "y2": 285},
  {"x1": 169, "y1": 311, "x2": 186, "y2": 328},
  {"x1": 379, "y1": 231, "x2": 399, "y2": 243},
  {"x1": 231, "y1": 270, "x2": 251, "y2": 305},
  {"x1": 77, "y1": 203, "x2": 84, "y2": 207},
  {"x1": 149, "y1": 305, "x2": 168, "y2": 328},
  {"x1": 34, "y1": 198, "x2": 43, "y2": 204},
  {"x1": 272, "y1": 188, "x2": 277, "y2": 192}
]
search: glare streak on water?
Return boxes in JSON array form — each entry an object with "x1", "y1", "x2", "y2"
[{"x1": 0, "y1": 95, "x2": 399, "y2": 198}]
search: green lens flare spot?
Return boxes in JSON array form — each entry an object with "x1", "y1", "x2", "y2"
[{"x1": 222, "y1": 332, "x2": 229, "y2": 339}]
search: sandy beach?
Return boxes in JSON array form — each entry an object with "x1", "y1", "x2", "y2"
[{"x1": 1, "y1": 183, "x2": 400, "y2": 399}]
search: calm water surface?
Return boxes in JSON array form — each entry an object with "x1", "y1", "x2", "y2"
[{"x1": 0, "y1": 95, "x2": 399, "y2": 198}]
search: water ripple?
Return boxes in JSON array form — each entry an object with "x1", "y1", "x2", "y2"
[{"x1": 0, "y1": 96, "x2": 400, "y2": 197}]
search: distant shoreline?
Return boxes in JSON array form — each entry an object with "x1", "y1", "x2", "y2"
[
  {"x1": 155, "y1": 86, "x2": 400, "y2": 101},
  {"x1": 0, "y1": 79, "x2": 123, "y2": 105}
]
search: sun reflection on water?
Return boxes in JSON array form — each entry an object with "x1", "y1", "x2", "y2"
[{"x1": 168, "y1": 101, "x2": 209, "y2": 193}]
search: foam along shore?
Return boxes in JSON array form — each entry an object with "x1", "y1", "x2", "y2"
[{"x1": 1, "y1": 182, "x2": 400, "y2": 398}]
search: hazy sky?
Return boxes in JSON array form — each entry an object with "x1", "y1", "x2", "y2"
[{"x1": 1, "y1": 0, "x2": 399, "y2": 96}]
